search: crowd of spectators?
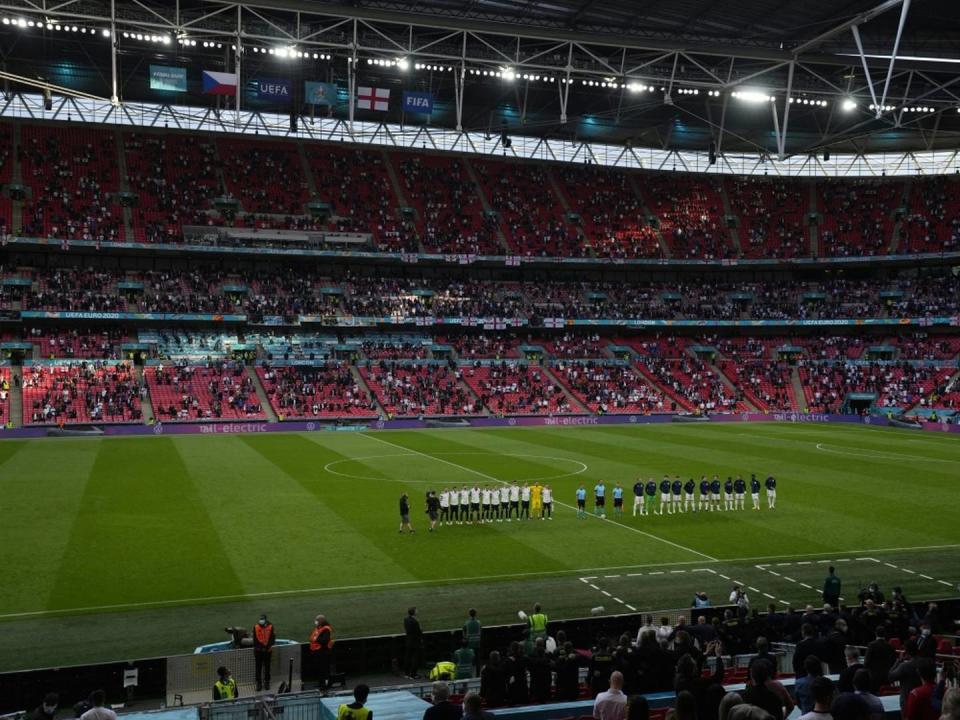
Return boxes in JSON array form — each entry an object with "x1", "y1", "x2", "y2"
[
  {"x1": 22, "y1": 362, "x2": 142, "y2": 424},
  {"x1": 257, "y1": 364, "x2": 376, "y2": 418},
  {"x1": 3, "y1": 263, "x2": 959, "y2": 323},
  {"x1": 148, "y1": 361, "x2": 262, "y2": 420},
  {"x1": 462, "y1": 363, "x2": 571, "y2": 416},
  {"x1": 551, "y1": 361, "x2": 667, "y2": 414},
  {"x1": 798, "y1": 362, "x2": 953, "y2": 413},
  {"x1": 361, "y1": 361, "x2": 481, "y2": 416}
]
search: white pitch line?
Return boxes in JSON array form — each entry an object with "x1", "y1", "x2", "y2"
[
  {"x1": 779, "y1": 600, "x2": 792, "y2": 605},
  {"x1": 590, "y1": 584, "x2": 601, "y2": 590},
  {"x1": 649, "y1": 571, "x2": 664, "y2": 575},
  {"x1": 579, "y1": 578, "x2": 590, "y2": 584},
  {"x1": 748, "y1": 586, "x2": 759, "y2": 592},
  {"x1": 362, "y1": 432, "x2": 718, "y2": 561},
  {"x1": 939, "y1": 581, "x2": 953, "y2": 587},
  {"x1": 626, "y1": 604, "x2": 637, "y2": 611},
  {"x1": 797, "y1": 561, "x2": 811, "y2": 565},
  {"x1": 670, "y1": 570, "x2": 687, "y2": 574},
  {"x1": 885, "y1": 562, "x2": 899, "y2": 568},
  {"x1": 769, "y1": 571, "x2": 782, "y2": 577},
  {"x1": 718, "y1": 574, "x2": 731, "y2": 580},
  {"x1": 800, "y1": 583, "x2": 813, "y2": 590},
  {"x1": 836, "y1": 558, "x2": 851, "y2": 562},
  {"x1": 763, "y1": 593, "x2": 776, "y2": 599},
  {"x1": 613, "y1": 597, "x2": 623, "y2": 603},
  {"x1": 605, "y1": 575, "x2": 621, "y2": 579},
  {"x1": 783, "y1": 576, "x2": 796, "y2": 582},
  {"x1": 920, "y1": 575, "x2": 933, "y2": 580},
  {"x1": 627, "y1": 573, "x2": 645, "y2": 577},
  {"x1": 902, "y1": 569, "x2": 916, "y2": 574},
  {"x1": 601, "y1": 590, "x2": 612, "y2": 597}
]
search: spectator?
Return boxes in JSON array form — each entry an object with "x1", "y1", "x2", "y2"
[
  {"x1": 594, "y1": 671, "x2": 628, "y2": 720},
  {"x1": 796, "y1": 656, "x2": 825, "y2": 713},
  {"x1": 674, "y1": 641, "x2": 725, "y2": 718},
  {"x1": 864, "y1": 628, "x2": 897, "y2": 693},
  {"x1": 852, "y1": 669, "x2": 884, "y2": 720},
  {"x1": 423, "y1": 682, "x2": 463, "y2": 720},
  {"x1": 461, "y1": 692, "x2": 493, "y2": 720},
  {"x1": 890, "y1": 640, "x2": 923, "y2": 710},
  {"x1": 25, "y1": 693, "x2": 58, "y2": 720},
  {"x1": 80, "y1": 690, "x2": 119, "y2": 720},
  {"x1": 799, "y1": 676, "x2": 836, "y2": 720},
  {"x1": 479, "y1": 651, "x2": 506, "y2": 708},
  {"x1": 838, "y1": 647, "x2": 864, "y2": 694},
  {"x1": 905, "y1": 659, "x2": 939, "y2": 720},
  {"x1": 669, "y1": 691, "x2": 697, "y2": 720},
  {"x1": 741, "y1": 660, "x2": 784, "y2": 720}
]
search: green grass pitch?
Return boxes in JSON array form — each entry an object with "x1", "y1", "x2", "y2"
[{"x1": 0, "y1": 422, "x2": 958, "y2": 672}]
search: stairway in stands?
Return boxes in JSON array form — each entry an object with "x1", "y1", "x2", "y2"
[
  {"x1": 9, "y1": 367, "x2": 22, "y2": 427},
  {"x1": 246, "y1": 366, "x2": 279, "y2": 422},
  {"x1": 135, "y1": 366, "x2": 156, "y2": 425}
]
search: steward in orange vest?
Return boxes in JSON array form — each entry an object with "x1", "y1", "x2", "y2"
[
  {"x1": 309, "y1": 614, "x2": 334, "y2": 690},
  {"x1": 253, "y1": 614, "x2": 276, "y2": 692}
]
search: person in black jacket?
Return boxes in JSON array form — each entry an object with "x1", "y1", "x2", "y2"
[
  {"x1": 674, "y1": 641, "x2": 725, "y2": 720},
  {"x1": 554, "y1": 643, "x2": 582, "y2": 701},
  {"x1": 503, "y1": 642, "x2": 528, "y2": 705},
  {"x1": 479, "y1": 651, "x2": 507, "y2": 707},
  {"x1": 404, "y1": 606, "x2": 424, "y2": 679},
  {"x1": 528, "y1": 642, "x2": 552, "y2": 703},
  {"x1": 793, "y1": 624, "x2": 824, "y2": 677},
  {"x1": 25, "y1": 693, "x2": 58, "y2": 720},
  {"x1": 863, "y1": 628, "x2": 897, "y2": 693}
]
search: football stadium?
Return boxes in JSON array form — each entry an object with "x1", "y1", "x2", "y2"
[{"x1": 0, "y1": 0, "x2": 958, "y2": 718}]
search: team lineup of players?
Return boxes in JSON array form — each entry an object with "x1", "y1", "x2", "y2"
[
  {"x1": 426, "y1": 482, "x2": 555, "y2": 526},
  {"x1": 415, "y1": 474, "x2": 777, "y2": 530},
  {"x1": 576, "y1": 473, "x2": 778, "y2": 518}
]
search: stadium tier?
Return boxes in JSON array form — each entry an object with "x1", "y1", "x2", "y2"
[{"x1": 3, "y1": 120, "x2": 960, "y2": 258}]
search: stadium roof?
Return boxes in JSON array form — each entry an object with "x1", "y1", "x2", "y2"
[{"x1": 0, "y1": 0, "x2": 958, "y2": 156}]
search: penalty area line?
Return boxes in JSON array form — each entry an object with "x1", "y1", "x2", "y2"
[{"x1": 361, "y1": 432, "x2": 717, "y2": 562}]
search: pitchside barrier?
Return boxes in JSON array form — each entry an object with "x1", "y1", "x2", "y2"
[
  {"x1": 2, "y1": 602, "x2": 958, "y2": 715},
  {"x1": 167, "y1": 643, "x2": 302, "y2": 707},
  {"x1": 1, "y1": 412, "x2": 958, "y2": 440}
]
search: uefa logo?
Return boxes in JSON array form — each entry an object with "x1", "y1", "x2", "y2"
[
  {"x1": 306, "y1": 422, "x2": 316, "y2": 431},
  {"x1": 153, "y1": 423, "x2": 163, "y2": 435}
]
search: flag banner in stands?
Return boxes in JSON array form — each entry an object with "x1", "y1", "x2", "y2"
[
  {"x1": 544, "y1": 318, "x2": 565, "y2": 328},
  {"x1": 402, "y1": 91, "x2": 433, "y2": 113},
  {"x1": 304, "y1": 81, "x2": 338, "y2": 105},
  {"x1": 505, "y1": 256, "x2": 521, "y2": 266},
  {"x1": 149, "y1": 65, "x2": 187, "y2": 92},
  {"x1": 202, "y1": 70, "x2": 238, "y2": 95},
  {"x1": 252, "y1": 78, "x2": 291, "y2": 101},
  {"x1": 357, "y1": 86, "x2": 389, "y2": 111}
]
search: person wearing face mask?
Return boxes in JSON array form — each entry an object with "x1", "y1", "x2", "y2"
[
  {"x1": 253, "y1": 614, "x2": 276, "y2": 692},
  {"x1": 309, "y1": 614, "x2": 334, "y2": 691},
  {"x1": 26, "y1": 692, "x2": 58, "y2": 720}
]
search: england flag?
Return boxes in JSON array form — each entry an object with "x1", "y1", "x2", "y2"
[{"x1": 357, "y1": 86, "x2": 390, "y2": 111}]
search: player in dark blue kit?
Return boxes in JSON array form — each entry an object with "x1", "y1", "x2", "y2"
[
  {"x1": 765, "y1": 475, "x2": 777, "y2": 509},
  {"x1": 750, "y1": 474, "x2": 761, "y2": 510},
  {"x1": 645, "y1": 479, "x2": 657, "y2": 516},
  {"x1": 710, "y1": 476, "x2": 721, "y2": 511},
  {"x1": 658, "y1": 477, "x2": 671, "y2": 515},
  {"x1": 670, "y1": 477, "x2": 683, "y2": 514},
  {"x1": 699, "y1": 476, "x2": 711, "y2": 511},
  {"x1": 733, "y1": 475, "x2": 746, "y2": 510},
  {"x1": 683, "y1": 478, "x2": 696, "y2": 513},
  {"x1": 632, "y1": 479, "x2": 645, "y2": 517},
  {"x1": 723, "y1": 477, "x2": 734, "y2": 511}
]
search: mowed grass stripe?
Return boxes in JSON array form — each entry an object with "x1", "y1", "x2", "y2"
[
  {"x1": 45, "y1": 438, "x2": 247, "y2": 610},
  {"x1": 249, "y1": 433, "x2": 570, "y2": 582},
  {"x1": 0, "y1": 440, "x2": 99, "y2": 613},
  {"x1": 173, "y1": 435, "x2": 412, "y2": 595}
]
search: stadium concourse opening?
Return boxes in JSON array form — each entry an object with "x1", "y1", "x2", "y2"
[{"x1": 1, "y1": 0, "x2": 960, "y2": 716}]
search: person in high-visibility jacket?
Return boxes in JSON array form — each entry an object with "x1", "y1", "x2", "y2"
[
  {"x1": 528, "y1": 604, "x2": 548, "y2": 640},
  {"x1": 253, "y1": 614, "x2": 275, "y2": 692},
  {"x1": 337, "y1": 684, "x2": 371, "y2": 720},
  {"x1": 213, "y1": 666, "x2": 239, "y2": 701},
  {"x1": 429, "y1": 660, "x2": 457, "y2": 681},
  {"x1": 309, "y1": 614, "x2": 334, "y2": 690}
]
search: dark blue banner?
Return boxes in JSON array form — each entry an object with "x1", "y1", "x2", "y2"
[
  {"x1": 252, "y1": 78, "x2": 292, "y2": 102},
  {"x1": 402, "y1": 91, "x2": 433, "y2": 114}
]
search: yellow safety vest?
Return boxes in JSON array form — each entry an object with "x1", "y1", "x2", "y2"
[
  {"x1": 214, "y1": 678, "x2": 238, "y2": 700},
  {"x1": 338, "y1": 705, "x2": 372, "y2": 720},
  {"x1": 529, "y1": 613, "x2": 548, "y2": 633}
]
